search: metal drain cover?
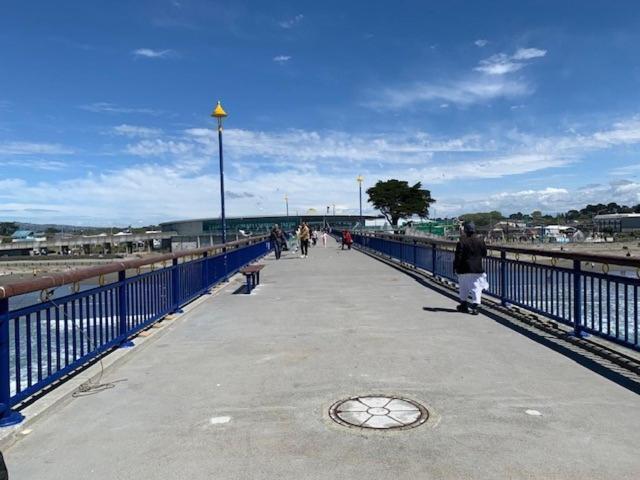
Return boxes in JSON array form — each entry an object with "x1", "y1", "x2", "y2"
[{"x1": 329, "y1": 395, "x2": 428, "y2": 430}]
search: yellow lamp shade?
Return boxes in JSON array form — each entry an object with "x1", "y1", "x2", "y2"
[{"x1": 211, "y1": 101, "x2": 228, "y2": 118}]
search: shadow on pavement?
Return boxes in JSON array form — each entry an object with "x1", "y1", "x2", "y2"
[
  {"x1": 357, "y1": 248, "x2": 640, "y2": 396},
  {"x1": 422, "y1": 307, "x2": 459, "y2": 313}
]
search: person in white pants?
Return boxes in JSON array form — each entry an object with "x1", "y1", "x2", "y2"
[{"x1": 453, "y1": 221, "x2": 488, "y2": 315}]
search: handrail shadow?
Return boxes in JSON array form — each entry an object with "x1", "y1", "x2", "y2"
[{"x1": 358, "y1": 248, "x2": 640, "y2": 396}]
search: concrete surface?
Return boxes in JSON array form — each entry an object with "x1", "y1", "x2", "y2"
[{"x1": 5, "y1": 238, "x2": 640, "y2": 479}]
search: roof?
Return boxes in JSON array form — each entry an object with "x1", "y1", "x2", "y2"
[
  {"x1": 11, "y1": 230, "x2": 35, "y2": 238},
  {"x1": 594, "y1": 213, "x2": 640, "y2": 220},
  {"x1": 159, "y1": 214, "x2": 383, "y2": 226}
]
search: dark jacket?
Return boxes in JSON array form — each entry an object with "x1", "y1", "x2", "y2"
[{"x1": 453, "y1": 234, "x2": 487, "y2": 274}]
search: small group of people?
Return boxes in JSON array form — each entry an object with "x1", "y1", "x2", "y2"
[{"x1": 270, "y1": 223, "x2": 333, "y2": 260}]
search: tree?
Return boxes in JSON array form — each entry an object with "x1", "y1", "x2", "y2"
[
  {"x1": 566, "y1": 209, "x2": 580, "y2": 220},
  {"x1": 0, "y1": 222, "x2": 18, "y2": 236},
  {"x1": 459, "y1": 211, "x2": 504, "y2": 227},
  {"x1": 366, "y1": 179, "x2": 435, "y2": 226}
]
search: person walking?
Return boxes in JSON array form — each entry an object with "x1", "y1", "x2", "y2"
[
  {"x1": 341, "y1": 229, "x2": 353, "y2": 250},
  {"x1": 299, "y1": 222, "x2": 310, "y2": 258},
  {"x1": 322, "y1": 230, "x2": 328, "y2": 247},
  {"x1": 453, "y1": 221, "x2": 489, "y2": 315},
  {"x1": 270, "y1": 225, "x2": 282, "y2": 260}
]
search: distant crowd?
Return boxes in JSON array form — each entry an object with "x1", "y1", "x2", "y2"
[{"x1": 268, "y1": 223, "x2": 353, "y2": 259}]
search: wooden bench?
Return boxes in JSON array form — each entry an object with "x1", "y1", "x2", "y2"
[{"x1": 239, "y1": 264, "x2": 265, "y2": 293}]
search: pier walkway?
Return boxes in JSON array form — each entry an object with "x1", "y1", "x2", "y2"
[{"x1": 6, "y1": 239, "x2": 640, "y2": 479}]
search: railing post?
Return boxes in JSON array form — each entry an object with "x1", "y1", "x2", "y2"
[
  {"x1": 171, "y1": 258, "x2": 183, "y2": 313},
  {"x1": 431, "y1": 243, "x2": 437, "y2": 276},
  {"x1": 201, "y1": 251, "x2": 210, "y2": 293},
  {"x1": 222, "y1": 246, "x2": 228, "y2": 282},
  {"x1": 118, "y1": 270, "x2": 134, "y2": 348},
  {"x1": 0, "y1": 298, "x2": 23, "y2": 426},
  {"x1": 500, "y1": 251, "x2": 507, "y2": 307},
  {"x1": 412, "y1": 240, "x2": 417, "y2": 268},
  {"x1": 573, "y1": 259, "x2": 583, "y2": 337}
]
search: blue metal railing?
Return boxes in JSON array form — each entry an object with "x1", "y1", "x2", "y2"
[
  {"x1": 350, "y1": 232, "x2": 640, "y2": 351},
  {"x1": 0, "y1": 238, "x2": 271, "y2": 424}
]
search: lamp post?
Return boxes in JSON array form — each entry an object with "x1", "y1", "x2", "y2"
[
  {"x1": 212, "y1": 100, "x2": 228, "y2": 244},
  {"x1": 285, "y1": 194, "x2": 289, "y2": 217},
  {"x1": 356, "y1": 175, "x2": 364, "y2": 231}
]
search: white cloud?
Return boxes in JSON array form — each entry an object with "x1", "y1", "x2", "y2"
[
  {"x1": 4, "y1": 115, "x2": 640, "y2": 224},
  {"x1": 132, "y1": 48, "x2": 175, "y2": 59},
  {"x1": 183, "y1": 128, "x2": 485, "y2": 164},
  {"x1": 79, "y1": 102, "x2": 161, "y2": 115},
  {"x1": 372, "y1": 76, "x2": 530, "y2": 109},
  {"x1": 474, "y1": 39, "x2": 489, "y2": 47},
  {"x1": 475, "y1": 47, "x2": 546, "y2": 76},
  {"x1": 113, "y1": 124, "x2": 163, "y2": 138},
  {"x1": 0, "y1": 159, "x2": 67, "y2": 171},
  {"x1": 279, "y1": 14, "x2": 303, "y2": 28},
  {"x1": 370, "y1": 46, "x2": 546, "y2": 108},
  {"x1": 512, "y1": 48, "x2": 547, "y2": 60},
  {"x1": 611, "y1": 164, "x2": 640, "y2": 176},
  {"x1": 438, "y1": 181, "x2": 640, "y2": 216},
  {"x1": 125, "y1": 139, "x2": 194, "y2": 157},
  {"x1": 475, "y1": 53, "x2": 525, "y2": 75},
  {"x1": 0, "y1": 142, "x2": 74, "y2": 155},
  {"x1": 273, "y1": 55, "x2": 292, "y2": 64}
]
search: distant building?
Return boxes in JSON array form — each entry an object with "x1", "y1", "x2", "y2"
[
  {"x1": 594, "y1": 213, "x2": 640, "y2": 233},
  {"x1": 11, "y1": 230, "x2": 38, "y2": 242},
  {"x1": 159, "y1": 214, "x2": 381, "y2": 251}
]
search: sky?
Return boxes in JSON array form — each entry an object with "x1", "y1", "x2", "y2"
[{"x1": 1, "y1": 0, "x2": 640, "y2": 226}]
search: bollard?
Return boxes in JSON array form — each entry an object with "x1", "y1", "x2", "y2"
[{"x1": 0, "y1": 298, "x2": 24, "y2": 426}]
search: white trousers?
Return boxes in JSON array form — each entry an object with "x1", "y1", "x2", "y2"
[{"x1": 458, "y1": 273, "x2": 489, "y2": 304}]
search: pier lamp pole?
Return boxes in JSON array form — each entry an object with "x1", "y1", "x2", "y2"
[
  {"x1": 356, "y1": 175, "x2": 364, "y2": 231},
  {"x1": 212, "y1": 101, "x2": 228, "y2": 245},
  {"x1": 285, "y1": 194, "x2": 289, "y2": 217}
]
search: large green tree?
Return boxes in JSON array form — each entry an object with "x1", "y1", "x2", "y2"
[{"x1": 366, "y1": 179, "x2": 435, "y2": 226}]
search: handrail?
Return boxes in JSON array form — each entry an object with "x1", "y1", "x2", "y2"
[
  {"x1": 0, "y1": 235, "x2": 268, "y2": 299},
  {"x1": 363, "y1": 232, "x2": 640, "y2": 268}
]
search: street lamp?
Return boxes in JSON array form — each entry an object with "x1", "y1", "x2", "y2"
[
  {"x1": 356, "y1": 175, "x2": 364, "y2": 231},
  {"x1": 211, "y1": 100, "x2": 228, "y2": 244},
  {"x1": 284, "y1": 194, "x2": 289, "y2": 217}
]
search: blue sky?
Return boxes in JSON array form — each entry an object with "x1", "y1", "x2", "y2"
[{"x1": 1, "y1": 0, "x2": 640, "y2": 226}]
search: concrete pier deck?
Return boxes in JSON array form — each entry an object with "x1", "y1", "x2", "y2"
[{"x1": 6, "y1": 239, "x2": 640, "y2": 479}]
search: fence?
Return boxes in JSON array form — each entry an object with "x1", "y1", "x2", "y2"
[
  {"x1": 350, "y1": 232, "x2": 640, "y2": 352},
  {"x1": 0, "y1": 236, "x2": 271, "y2": 425}
]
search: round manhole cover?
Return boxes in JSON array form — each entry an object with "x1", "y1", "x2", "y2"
[{"x1": 329, "y1": 395, "x2": 428, "y2": 430}]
